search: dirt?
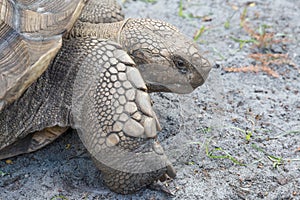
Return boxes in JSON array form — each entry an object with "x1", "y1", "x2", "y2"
[{"x1": 1, "y1": 0, "x2": 300, "y2": 199}]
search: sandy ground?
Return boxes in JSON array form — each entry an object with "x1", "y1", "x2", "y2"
[{"x1": 1, "y1": 0, "x2": 300, "y2": 199}]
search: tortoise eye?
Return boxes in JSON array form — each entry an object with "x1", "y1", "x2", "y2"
[{"x1": 174, "y1": 57, "x2": 188, "y2": 74}]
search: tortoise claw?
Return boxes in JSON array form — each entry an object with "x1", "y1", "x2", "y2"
[{"x1": 167, "y1": 164, "x2": 176, "y2": 178}]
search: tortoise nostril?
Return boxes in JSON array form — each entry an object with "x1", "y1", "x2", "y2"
[{"x1": 203, "y1": 58, "x2": 211, "y2": 68}]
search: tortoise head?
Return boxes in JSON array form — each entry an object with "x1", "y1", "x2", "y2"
[{"x1": 119, "y1": 18, "x2": 211, "y2": 93}]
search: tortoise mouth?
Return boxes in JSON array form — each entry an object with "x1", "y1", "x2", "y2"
[
  {"x1": 146, "y1": 82, "x2": 195, "y2": 94},
  {"x1": 135, "y1": 62, "x2": 200, "y2": 93}
]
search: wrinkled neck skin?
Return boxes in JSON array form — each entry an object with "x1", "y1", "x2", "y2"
[{"x1": 68, "y1": 19, "x2": 126, "y2": 42}]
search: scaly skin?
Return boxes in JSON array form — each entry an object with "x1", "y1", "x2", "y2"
[{"x1": 0, "y1": 0, "x2": 211, "y2": 194}]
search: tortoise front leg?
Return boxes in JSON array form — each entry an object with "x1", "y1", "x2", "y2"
[{"x1": 70, "y1": 39, "x2": 175, "y2": 194}]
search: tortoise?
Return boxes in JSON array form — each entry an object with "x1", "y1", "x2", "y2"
[{"x1": 0, "y1": 0, "x2": 211, "y2": 194}]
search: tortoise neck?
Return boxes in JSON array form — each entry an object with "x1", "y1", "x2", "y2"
[{"x1": 67, "y1": 20, "x2": 127, "y2": 42}]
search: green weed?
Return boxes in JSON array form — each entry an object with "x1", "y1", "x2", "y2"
[
  {"x1": 251, "y1": 143, "x2": 283, "y2": 169},
  {"x1": 0, "y1": 170, "x2": 8, "y2": 177},
  {"x1": 205, "y1": 138, "x2": 245, "y2": 166},
  {"x1": 187, "y1": 161, "x2": 195, "y2": 165},
  {"x1": 230, "y1": 126, "x2": 253, "y2": 142},
  {"x1": 193, "y1": 26, "x2": 207, "y2": 41},
  {"x1": 230, "y1": 36, "x2": 257, "y2": 49},
  {"x1": 224, "y1": 20, "x2": 230, "y2": 29},
  {"x1": 212, "y1": 47, "x2": 225, "y2": 60},
  {"x1": 178, "y1": 0, "x2": 202, "y2": 19},
  {"x1": 196, "y1": 127, "x2": 212, "y2": 134},
  {"x1": 224, "y1": 11, "x2": 237, "y2": 29},
  {"x1": 240, "y1": 6, "x2": 248, "y2": 27},
  {"x1": 50, "y1": 195, "x2": 68, "y2": 200},
  {"x1": 139, "y1": 0, "x2": 157, "y2": 3}
]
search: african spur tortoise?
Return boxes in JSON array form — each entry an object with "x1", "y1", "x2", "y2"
[{"x1": 0, "y1": 0, "x2": 211, "y2": 194}]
